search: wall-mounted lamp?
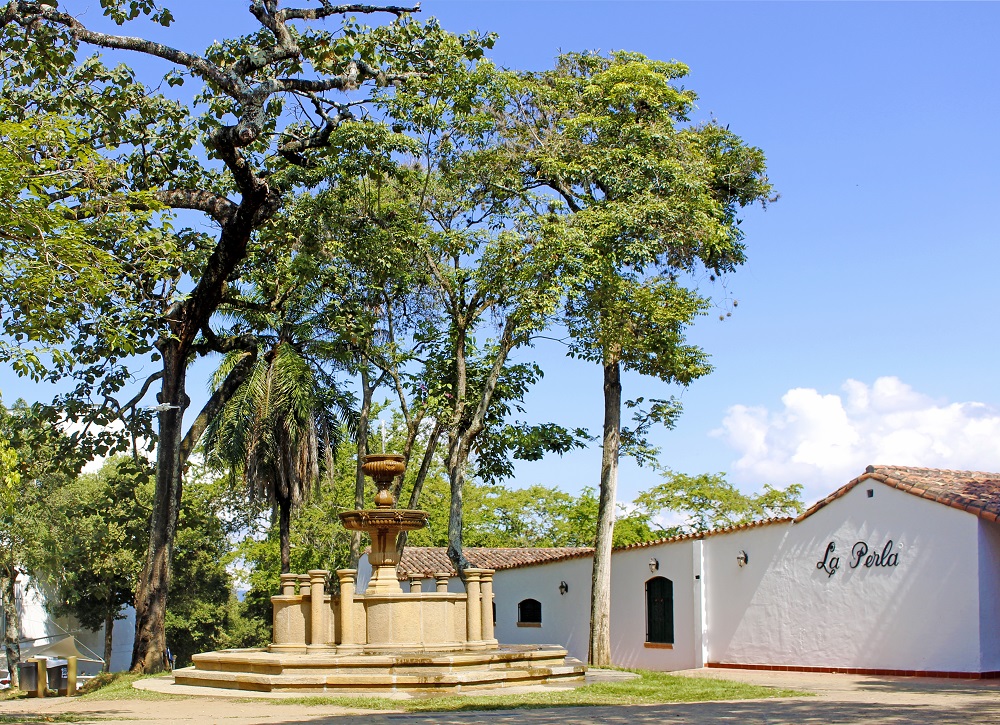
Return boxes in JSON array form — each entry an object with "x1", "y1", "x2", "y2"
[
  {"x1": 648, "y1": 558, "x2": 659, "y2": 573},
  {"x1": 558, "y1": 580, "x2": 569, "y2": 595},
  {"x1": 736, "y1": 550, "x2": 749, "y2": 567}
]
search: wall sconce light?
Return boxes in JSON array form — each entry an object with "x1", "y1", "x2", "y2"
[
  {"x1": 648, "y1": 558, "x2": 659, "y2": 573},
  {"x1": 737, "y1": 550, "x2": 749, "y2": 567},
  {"x1": 558, "y1": 580, "x2": 569, "y2": 595}
]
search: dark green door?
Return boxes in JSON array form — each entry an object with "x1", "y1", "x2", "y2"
[{"x1": 646, "y1": 576, "x2": 673, "y2": 644}]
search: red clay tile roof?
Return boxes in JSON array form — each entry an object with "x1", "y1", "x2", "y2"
[
  {"x1": 612, "y1": 516, "x2": 794, "y2": 551},
  {"x1": 796, "y1": 465, "x2": 1000, "y2": 524},
  {"x1": 399, "y1": 518, "x2": 792, "y2": 575},
  {"x1": 396, "y1": 547, "x2": 593, "y2": 579}
]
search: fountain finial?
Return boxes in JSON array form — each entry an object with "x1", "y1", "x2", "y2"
[{"x1": 361, "y1": 453, "x2": 406, "y2": 508}]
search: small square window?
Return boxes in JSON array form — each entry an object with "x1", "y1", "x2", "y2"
[
  {"x1": 517, "y1": 598, "x2": 541, "y2": 626},
  {"x1": 867, "y1": 489, "x2": 874, "y2": 498}
]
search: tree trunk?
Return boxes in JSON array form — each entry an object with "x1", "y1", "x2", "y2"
[
  {"x1": 349, "y1": 364, "x2": 375, "y2": 569},
  {"x1": 102, "y1": 605, "x2": 114, "y2": 673},
  {"x1": 1, "y1": 568, "x2": 20, "y2": 688},
  {"x1": 131, "y1": 343, "x2": 188, "y2": 673},
  {"x1": 446, "y1": 434, "x2": 471, "y2": 578},
  {"x1": 589, "y1": 359, "x2": 621, "y2": 666},
  {"x1": 395, "y1": 421, "x2": 441, "y2": 558},
  {"x1": 279, "y1": 497, "x2": 292, "y2": 575}
]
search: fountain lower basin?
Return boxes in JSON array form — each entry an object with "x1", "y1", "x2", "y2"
[{"x1": 172, "y1": 453, "x2": 585, "y2": 692}]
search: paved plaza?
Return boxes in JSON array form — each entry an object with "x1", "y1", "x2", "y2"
[{"x1": 1, "y1": 667, "x2": 998, "y2": 724}]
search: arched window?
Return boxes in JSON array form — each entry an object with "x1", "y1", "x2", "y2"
[
  {"x1": 646, "y1": 576, "x2": 673, "y2": 644},
  {"x1": 517, "y1": 598, "x2": 542, "y2": 627}
]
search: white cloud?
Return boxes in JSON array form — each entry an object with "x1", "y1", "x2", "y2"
[{"x1": 715, "y1": 377, "x2": 1000, "y2": 503}]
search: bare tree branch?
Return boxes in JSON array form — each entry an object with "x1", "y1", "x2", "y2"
[
  {"x1": 4, "y1": 2, "x2": 243, "y2": 97},
  {"x1": 278, "y1": 3, "x2": 419, "y2": 22},
  {"x1": 154, "y1": 190, "x2": 238, "y2": 225}
]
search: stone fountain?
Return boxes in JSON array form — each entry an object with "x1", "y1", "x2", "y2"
[{"x1": 173, "y1": 453, "x2": 585, "y2": 692}]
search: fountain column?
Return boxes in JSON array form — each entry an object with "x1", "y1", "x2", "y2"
[
  {"x1": 464, "y1": 569, "x2": 483, "y2": 648},
  {"x1": 336, "y1": 569, "x2": 361, "y2": 652},
  {"x1": 308, "y1": 570, "x2": 330, "y2": 649},
  {"x1": 480, "y1": 569, "x2": 497, "y2": 646},
  {"x1": 271, "y1": 573, "x2": 307, "y2": 652},
  {"x1": 339, "y1": 454, "x2": 428, "y2": 595}
]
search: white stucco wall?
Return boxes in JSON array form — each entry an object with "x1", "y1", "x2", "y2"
[
  {"x1": 372, "y1": 480, "x2": 998, "y2": 675},
  {"x1": 493, "y1": 556, "x2": 593, "y2": 663},
  {"x1": 702, "y1": 522, "x2": 790, "y2": 666},
  {"x1": 608, "y1": 541, "x2": 698, "y2": 671},
  {"x1": 492, "y1": 541, "x2": 702, "y2": 671},
  {"x1": 977, "y1": 519, "x2": 1000, "y2": 672},
  {"x1": 706, "y1": 482, "x2": 984, "y2": 673}
]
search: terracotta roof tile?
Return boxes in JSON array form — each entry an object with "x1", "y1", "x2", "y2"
[
  {"x1": 796, "y1": 465, "x2": 1000, "y2": 523},
  {"x1": 398, "y1": 518, "x2": 792, "y2": 575},
  {"x1": 396, "y1": 547, "x2": 594, "y2": 579},
  {"x1": 612, "y1": 516, "x2": 793, "y2": 551}
]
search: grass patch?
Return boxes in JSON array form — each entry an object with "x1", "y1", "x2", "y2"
[
  {"x1": 273, "y1": 670, "x2": 805, "y2": 712},
  {"x1": 75, "y1": 672, "x2": 181, "y2": 702},
  {"x1": 0, "y1": 715, "x2": 84, "y2": 723}
]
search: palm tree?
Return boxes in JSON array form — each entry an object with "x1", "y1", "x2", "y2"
[{"x1": 204, "y1": 288, "x2": 355, "y2": 574}]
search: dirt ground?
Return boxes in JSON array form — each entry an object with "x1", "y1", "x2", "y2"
[{"x1": 2, "y1": 667, "x2": 999, "y2": 724}]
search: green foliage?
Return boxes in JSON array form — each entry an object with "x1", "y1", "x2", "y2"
[
  {"x1": 500, "y1": 50, "x2": 773, "y2": 458},
  {"x1": 32, "y1": 457, "x2": 152, "y2": 636},
  {"x1": 0, "y1": 102, "x2": 169, "y2": 425},
  {"x1": 163, "y1": 475, "x2": 238, "y2": 667},
  {"x1": 635, "y1": 470, "x2": 804, "y2": 534}
]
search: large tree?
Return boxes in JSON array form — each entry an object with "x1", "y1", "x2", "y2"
[
  {"x1": 382, "y1": 61, "x2": 589, "y2": 576},
  {"x1": 499, "y1": 52, "x2": 773, "y2": 664},
  {"x1": 1, "y1": 0, "x2": 489, "y2": 671}
]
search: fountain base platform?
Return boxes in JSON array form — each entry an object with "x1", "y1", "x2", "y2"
[{"x1": 173, "y1": 644, "x2": 585, "y2": 693}]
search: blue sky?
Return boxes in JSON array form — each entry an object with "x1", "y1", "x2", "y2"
[
  {"x1": 4, "y1": 2, "x2": 999, "y2": 507},
  {"x1": 429, "y1": 1, "x2": 1000, "y2": 504}
]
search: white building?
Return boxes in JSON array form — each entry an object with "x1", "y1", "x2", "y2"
[
  {"x1": 396, "y1": 466, "x2": 1000, "y2": 678},
  {"x1": 2, "y1": 575, "x2": 131, "y2": 674}
]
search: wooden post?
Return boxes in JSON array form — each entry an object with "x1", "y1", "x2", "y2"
[
  {"x1": 35, "y1": 658, "x2": 46, "y2": 698},
  {"x1": 66, "y1": 656, "x2": 77, "y2": 696}
]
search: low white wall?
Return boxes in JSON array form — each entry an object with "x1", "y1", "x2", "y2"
[
  {"x1": 705, "y1": 483, "x2": 983, "y2": 673},
  {"x1": 703, "y1": 522, "x2": 789, "y2": 666},
  {"x1": 493, "y1": 556, "x2": 593, "y2": 663},
  {"x1": 978, "y1": 520, "x2": 1000, "y2": 672}
]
